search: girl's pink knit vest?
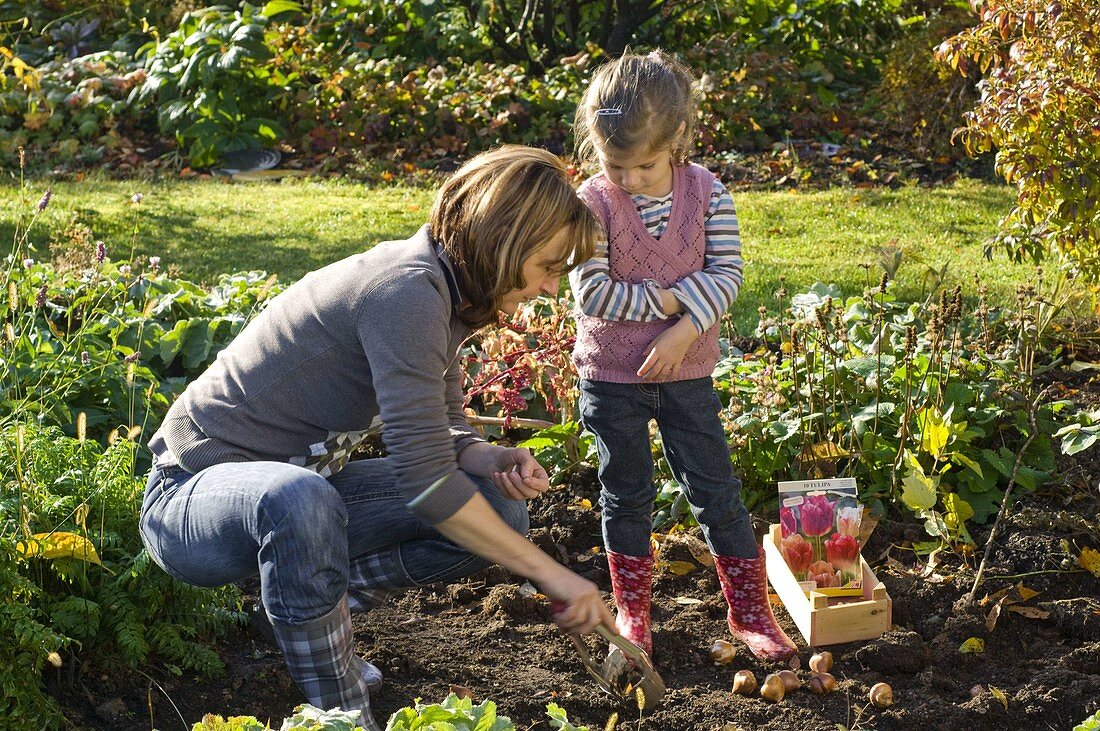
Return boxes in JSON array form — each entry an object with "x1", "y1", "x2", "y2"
[{"x1": 573, "y1": 163, "x2": 721, "y2": 384}]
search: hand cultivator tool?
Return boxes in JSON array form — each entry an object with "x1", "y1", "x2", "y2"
[{"x1": 552, "y1": 604, "x2": 665, "y2": 711}]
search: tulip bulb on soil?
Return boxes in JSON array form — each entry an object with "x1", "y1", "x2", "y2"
[
  {"x1": 776, "y1": 669, "x2": 801, "y2": 692},
  {"x1": 760, "y1": 673, "x2": 786, "y2": 703},
  {"x1": 869, "y1": 682, "x2": 894, "y2": 708},
  {"x1": 732, "y1": 670, "x2": 757, "y2": 696},
  {"x1": 709, "y1": 639, "x2": 736, "y2": 665},
  {"x1": 808, "y1": 651, "x2": 833, "y2": 674},
  {"x1": 809, "y1": 673, "x2": 837, "y2": 695}
]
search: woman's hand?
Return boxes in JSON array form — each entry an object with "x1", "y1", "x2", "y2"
[
  {"x1": 435, "y1": 494, "x2": 614, "y2": 635},
  {"x1": 637, "y1": 316, "x2": 700, "y2": 380},
  {"x1": 545, "y1": 570, "x2": 617, "y2": 636},
  {"x1": 491, "y1": 446, "x2": 550, "y2": 500}
]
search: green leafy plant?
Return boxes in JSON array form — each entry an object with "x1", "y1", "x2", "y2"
[
  {"x1": 1, "y1": 423, "x2": 244, "y2": 728},
  {"x1": 938, "y1": 0, "x2": 1100, "y2": 282},
  {"x1": 463, "y1": 297, "x2": 581, "y2": 428},
  {"x1": 0, "y1": 49, "x2": 147, "y2": 165},
  {"x1": 384, "y1": 693, "x2": 514, "y2": 731},
  {"x1": 716, "y1": 271, "x2": 1077, "y2": 542},
  {"x1": 0, "y1": 168, "x2": 274, "y2": 729},
  {"x1": 383, "y1": 694, "x2": 589, "y2": 731},
  {"x1": 522, "y1": 270, "x2": 1086, "y2": 544},
  {"x1": 873, "y1": 5, "x2": 979, "y2": 159},
  {"x1": 3, "y1": 176, "x2": 283, "y2": 447},
  {"x1": 135, "y1": 2, "x2": 296, "y2": 167},
  {"x1": 192, "y1": 713, "x2": 270, "y2": 731}
]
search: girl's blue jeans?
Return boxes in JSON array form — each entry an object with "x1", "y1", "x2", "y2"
[
  {"x1": 139, "y1": 457, "x2": 529, "y2": 624},
  {"x1": 579, "y1": 377, "x2": 756, "y2": 558}
]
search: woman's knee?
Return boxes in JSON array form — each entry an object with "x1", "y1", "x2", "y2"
[
  {"x1": 259, "y1": 469, "x2": 348, "y2": 530},
  {"x1": 497, "y1": 495, "x2": 530, "y2": 536}
]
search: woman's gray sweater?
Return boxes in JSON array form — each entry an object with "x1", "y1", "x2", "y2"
[{"x1": 147, "y1": 225, "x2": 484, "y2": 525}]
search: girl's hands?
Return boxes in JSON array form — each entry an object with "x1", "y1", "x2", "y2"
[
  {"x1": 491, "y1": 446, "x2": 550, "y2": 500},
  {"x1": 637, "y1": 316, "x2": 700, "y2": 380}
]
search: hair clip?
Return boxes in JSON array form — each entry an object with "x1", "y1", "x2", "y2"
[{"x1": 595, "y1": 108, "x2": 623, "y2": 116}]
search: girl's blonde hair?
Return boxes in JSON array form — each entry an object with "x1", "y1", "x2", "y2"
[
  {"x1": 574, "y1": 49, "x2": 697, "y2": 165},
  {"x1": 430, "y1": 145, "x2": 599, "y2": 328}
]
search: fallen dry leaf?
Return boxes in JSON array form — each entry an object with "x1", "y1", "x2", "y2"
[
  {"x1": 1078, "y1": 547, "x2": 1100, "y2": 577},
  {"x1": 1007, "y1": 606, "x2": 1050, "y2": 619},
  {"x1": 988, "y1": 685, "x2": 1009, "y2": 710},
  {"x1": 448, "y1": 684, "x2": 474, "y2": 699},
  {"x1": 664, "y1": 560, "x2": 698, "y2": 576},
  {"x1": 986, "y1": 597, "x2": 1006, "y2": 632}
]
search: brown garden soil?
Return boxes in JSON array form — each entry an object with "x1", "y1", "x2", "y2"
[{"x1": 48, "y1": 366, "x2": 1100, "y2": 731}]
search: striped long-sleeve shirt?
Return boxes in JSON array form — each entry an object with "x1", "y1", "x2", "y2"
[{"x1": 569, "y1": 176, "x2": 743, "y2": 334}]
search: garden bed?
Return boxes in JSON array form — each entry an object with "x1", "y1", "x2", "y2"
[{"x1": 47, "y1": 369, "x2": 1100, "y2": 731}]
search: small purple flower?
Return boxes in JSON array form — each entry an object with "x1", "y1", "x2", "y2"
[
  {"x1": 81, "y1": 351, "x2": 91, "y2": 366},
  {"x1": 149, "y1": 256, "x2": 160, "y2": 272},
  {"x1": 35, "y1": 285, "x2": 47, "y2": 307},
  {"x1": 95, "y1": 241, "x2": 106, "y2": 264},
  {"x1": 23, "y1": 258, "x2": 34, "y2": 268},
  {"x1": 123, "y1": 351, "x2": 141, "y2": 363},
  {"x1": 131, "y1": 193, "x2": 144, "y2": 204},
  {"x1": 119, "y1": 264, "x2": 131, "y2": 276},
  {"x1": 36, "y1": 189, "x2": 52, "y2": 212}
]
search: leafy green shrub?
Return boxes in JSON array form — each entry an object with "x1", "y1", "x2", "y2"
[
  {"x1": 725, "y1": 0, "x2": 917, "y2": 93},
  {"x1": 938, "y1": 0, "x2": 1100, "y2": 281},
  {"x1": 4, "y1": 184, "x2": 283, "y2": 446},
  {"x1": 0, "y1": 527, "x2": 67, "y2": 728},
  {"x1": 1, "y1": 0, "x2": 961, "y2": 167},
  {"x1": 0, "y1": 424, "x2": 244, "y2": 728},
  {"x1": 0, "y1": 50, "x2": 147, "y2": 165},
  {"x1": 715, "y1": 275, "x2": 1071, "y2": 540},
  {"x1": 523, "y1": 273, "x2": 1083, "y2": 542},
  {"x1": 463, "y1": 298, "x2": 580, "y2": 427},
  {"x1": 0, "y1": 179, "x2": 274, "y2": 727},
  {"x1": 135, "y1": 2, "x2": 293, "y2": 167},
  {"x1": 287, "y1": 53, "x2": 585, "y2": 160},
  {"x1": 873, "y1": 6, "x2": 979, "y2": 159},
  {"x1": 686, "y1": 46, "x2": 825, "y2": 152}
]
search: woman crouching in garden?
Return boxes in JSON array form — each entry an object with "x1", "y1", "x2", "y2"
[{"x1": 138, "y1": 146, "x2": 616, "y2": 730}]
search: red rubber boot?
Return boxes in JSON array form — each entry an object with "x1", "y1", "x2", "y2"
[
  {"x1": 713, "y1": 549, "x2": 798, "y2": 662},
  {"x1": 606, "y1": 549, "x2": 654, "y2": 656}
]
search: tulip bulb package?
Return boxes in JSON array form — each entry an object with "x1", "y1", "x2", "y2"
[{"x1": 777, "y1": 478, "x2": 865, "y2": 597}]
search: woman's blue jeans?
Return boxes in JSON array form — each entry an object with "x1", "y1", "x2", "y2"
[
  {"x1": 579, "y1": 377, "x2": 756, "y2": 558},
  {"x1": 139, "y1": 458, "x2": 529, "y2": 624}
]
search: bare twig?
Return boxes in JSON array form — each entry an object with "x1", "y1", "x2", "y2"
[
  {"x1": 466, "y1": 414, "x2": 555, "y2": 431},
  {"x1": 966, "y1": 385, "x2": 1052, "y2": 605}
]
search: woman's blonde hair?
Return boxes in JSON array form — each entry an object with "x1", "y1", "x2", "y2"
[
  {"x1": 574, "y1": 49, "x2": 697, "y2": 165},
  {"x1": 430, "y1": 145, "x2": 599, "y2": 328}
]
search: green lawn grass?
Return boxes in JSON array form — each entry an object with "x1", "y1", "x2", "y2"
[{"x1": 4, "y1": 176, "x2": 1023, "y2": 331}]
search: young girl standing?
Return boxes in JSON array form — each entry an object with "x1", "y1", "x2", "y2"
[{"x1": 569, "y1": 51, "x2": 797, "y2": 663}]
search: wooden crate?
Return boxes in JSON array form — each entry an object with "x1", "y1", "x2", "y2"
[{"x1": 763, "y1": 524, "x2": 892, "y2": 646}]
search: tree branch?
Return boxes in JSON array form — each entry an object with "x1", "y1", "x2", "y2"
[{"x1": 965, "y1": 385, "x2": 1052, "y2": 606}]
